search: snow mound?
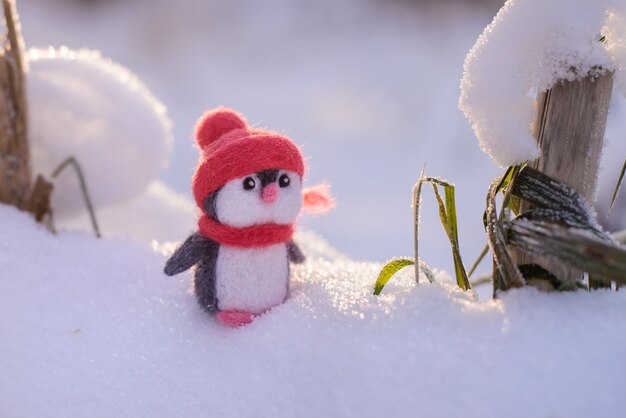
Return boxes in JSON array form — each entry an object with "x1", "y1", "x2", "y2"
[
  {"x1": 27, "y1": 47, "x2": 173, "y2": 217},
  {"x1": 1, "y1": 204, "x2": 626, "y2": 417},
  {"x1": 60, "y1": 180, "x2": 197, "y2": 245},
  {"x1": 459, "y1": 0, "x2": 626, "y2": 166}
]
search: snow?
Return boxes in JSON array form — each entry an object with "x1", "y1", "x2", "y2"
[
  {"x1": 3, "y1": 4, "x2": 626, "y2": 414},
  {"x1": 27, "y1": 47, "x2": 172, "y2": 218},
  {"x1": 1, "y1": 204, "x2": 626, "y2": 417},
  {"x1": 459, "y1": 0, "x2": 626, "y2": 167},
  {"x1": 58, "y1": 180, "x2": 197, "y2": 244}
]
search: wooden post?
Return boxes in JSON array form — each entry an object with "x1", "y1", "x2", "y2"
[
  {"x1": 0, "y1": 0, "x2": 30, "y2": 207},
  {"x1": 511, "y1": 72, "x2": 614, "y2": 283}
]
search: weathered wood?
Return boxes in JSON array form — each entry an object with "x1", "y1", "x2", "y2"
[
  {"x1": 22, "y1": 175, "x2": 52, "y2": 222},
  {"x1": 0, "y1": 0, "x2": 30, "y2": 207},
  {"x1": 507, "y1": 218, "x2": 626, "y2": 286},
  {"x1": 512, "y1": 72, "x2": 614, "y2": 282}
]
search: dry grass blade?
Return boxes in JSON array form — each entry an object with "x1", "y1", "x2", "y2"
[
  {"x1": 412, "y1": 167, "x2": 425, "y2": 285},
  {"x1": 511, "y1": 166, "x2": 590, "y2": 223},
  {"x1": 485, "y1": 179, "x2": 525, "y2": 293},
  {"x1": 469, "y1": 166, "x2": 520, "y2": 280},
  {"x1": 470, "y1": 272, "x2": 492, "y2": 287},
  {"x1": 609, "y1": 160, "x2": 626, "y2": 212},
  {"x1": 467, "y1": 244, "x2": 489, "y2": 278}
]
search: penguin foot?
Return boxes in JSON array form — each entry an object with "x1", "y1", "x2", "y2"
[{"x1": 217, "y1": 310, "x2": 255, "y2": 327}]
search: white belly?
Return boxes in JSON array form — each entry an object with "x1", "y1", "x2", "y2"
[{"x1": 215, "y1": 244, "x2": 289, "y2": 314}]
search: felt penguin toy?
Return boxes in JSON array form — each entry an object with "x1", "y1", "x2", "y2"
[{"x1": 164, "y1": 107, "x2": 333, "y2": 327}]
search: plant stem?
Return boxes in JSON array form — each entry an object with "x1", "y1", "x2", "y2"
[
  {"x1": 51, "y1": 157, "x2": 101, "y2": 238},
  {"x1": 470, "y1": 273, "x2": 492, "y2": 287},
  {"x1": 467, "y1": 244, "x2": 489, "y2": 278}
]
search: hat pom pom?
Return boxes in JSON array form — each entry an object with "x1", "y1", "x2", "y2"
[{"x1": 195, "y1": 107, "x2": 247, "y2": 149}]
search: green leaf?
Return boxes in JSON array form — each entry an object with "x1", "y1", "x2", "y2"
[
  {"x1": 496, "y1": 165, "x2": 516, "y2": 195},
  {"x1": 373, "y1": 258, "x2": 415, "y2": 295},
  {"x1": 609, "y1": 160, "x2": 626, "y2": 212},
  {"x1": 482, "y1": 164, "x2": 522, "y2": 230},
  {"x1": 444, "y1": 184, "x2": 459, "y2": 245},
  {"x1": 431, "y1": 182, "x2": 471, "y2": 290},
  {"x1": 508, "y1": 195, "x2": 521, "y2": 216},
  {"x1": 377, "y1": 170, "x2": 470, "y2": 294}
]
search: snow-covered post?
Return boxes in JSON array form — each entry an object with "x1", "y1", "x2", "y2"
[
  {"x1": 460, "y1": 0, "x2": 626, "y2": 290},
  {"x1": 0, "y1": 0, "x2": 30, "y2": 207},
  {"x1": 513, "y1": 72, "x2": 614, "y2": 283}
]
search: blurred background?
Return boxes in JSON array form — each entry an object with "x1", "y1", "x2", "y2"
[{"x1": 19, "y1": 0, "x2": 625, "y2": 276}]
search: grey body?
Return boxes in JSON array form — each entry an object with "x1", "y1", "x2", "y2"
[{"x1": 164, "y1": 232, "x2": 305, "y2": 313}]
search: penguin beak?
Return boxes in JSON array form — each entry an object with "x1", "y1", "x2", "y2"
[{"x1": 261, "y1": 183, "x2": 279, "y2": 204}]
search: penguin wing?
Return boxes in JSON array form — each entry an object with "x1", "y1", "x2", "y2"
[
  {"x1": 164, "y1": 233, "x2": 217, "y2": 276},
  {"x1": 287, "y1": 240, "x2": 306, "y2": 264}
]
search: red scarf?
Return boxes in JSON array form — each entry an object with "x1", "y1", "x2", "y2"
[{"x1": 198, "y1": 215, "x2": 294, "y2": 248}]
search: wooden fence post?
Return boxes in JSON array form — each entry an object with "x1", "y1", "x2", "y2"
[
  {"x1": 510, "y1": 71, "x2": 614, "y2": 284},
  {"x1": 0, "y1": 0, "x2": 30, "y2": 207}
]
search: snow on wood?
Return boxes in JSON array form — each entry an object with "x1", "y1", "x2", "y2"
[
  {"x1": 527, "y1": 73, "x2": 613, "y2": 205},
  {"x1": 459, "y1": 0, "x2": 626, "y2": 167},
  {"x1": 26, "y1": 47, "x2": 172, "y2": 218}
]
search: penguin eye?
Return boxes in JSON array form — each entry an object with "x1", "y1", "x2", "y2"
[
  {"x1": 279, "y1": 174, "x2": 290, "y2": 188},
  {"x1": 243, "y1": 177, "x2": 256, "y2": 191}
]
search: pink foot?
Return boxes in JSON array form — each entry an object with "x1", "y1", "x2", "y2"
[{"x1": 217, "y1": 310, "x2": 255, "y2": 327}]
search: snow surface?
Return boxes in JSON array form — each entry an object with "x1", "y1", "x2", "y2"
[
  {"x1": 27, "y1": 47, "x2": 172, "y2": 218},
  {"x1": 2, "y1": 204, "x2": 626, "y2": 418},
  {"x1": 459, "y1": 0, "x2": 626, "y2": 166},
  {"x1": 3, "y1": 4, "x2": 625, "y2": 416}
]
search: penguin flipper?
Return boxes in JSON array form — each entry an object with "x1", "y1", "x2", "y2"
[
  {"x1": 287, "y1": 240, "x2": 306, "y2": 264},
  {"x1": 164, "y1": 232, "x2": 216, "y2": 276},
  {"x1": 194, "y1": 241, "x2": 220, "y2": 313}
]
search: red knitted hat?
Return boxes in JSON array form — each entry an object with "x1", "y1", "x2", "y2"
[{"x1": 192, "y1": 107, "x2": 305, "y2": 207}]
